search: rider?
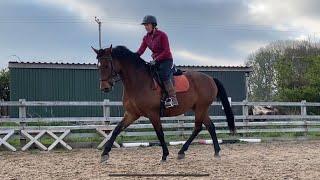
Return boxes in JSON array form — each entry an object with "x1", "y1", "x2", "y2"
[{"x1": 136, "y1": 15, "x2": 179, "y2": 108}]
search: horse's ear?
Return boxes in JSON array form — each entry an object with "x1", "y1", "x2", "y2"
[
  {"x1": 105, "y1": 44, "x2": 113, "y2": 54},
  {"x1": 91, "y1": 46, "x2": 99, "y2": 54}
]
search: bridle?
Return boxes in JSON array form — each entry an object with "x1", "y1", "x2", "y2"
[{"x1": 97, "y1": 55, "x2": 122, "y2": 86}]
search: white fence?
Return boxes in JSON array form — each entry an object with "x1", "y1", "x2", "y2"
[
  {"x1": 0, "y1": 99, "x2": 320, "y2": 151},
  {"x1": 1, "y1": 99, "x2": 320, "y2": 132}
]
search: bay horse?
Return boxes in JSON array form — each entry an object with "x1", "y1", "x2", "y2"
[{"x1": 92, "y1": 45, "x2": 236, "y2": 163}]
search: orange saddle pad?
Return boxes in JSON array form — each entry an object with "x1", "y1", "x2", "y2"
[{"x1": 154, "y1": 75, "x2": 190, "y2": 93}]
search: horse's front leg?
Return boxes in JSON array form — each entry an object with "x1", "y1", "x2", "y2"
[
  {"x1": 101, "y1": 112, "x2": 138, "y2": 163},
  {"x1": 150, "y1": 115, "x2": 169, "y2": 162}
]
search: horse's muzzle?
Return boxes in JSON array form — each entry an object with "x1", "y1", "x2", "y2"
[
  {"x1": 100, "y1": 80, "x2": 113, "y2": 93},
  {"x1": 102, "y1": 87, "x2": 112, "y2": 93}
]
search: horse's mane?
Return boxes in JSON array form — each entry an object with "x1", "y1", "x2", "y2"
[{"x1": 111, "y1": 46, "x2": 147, "y2": 68}]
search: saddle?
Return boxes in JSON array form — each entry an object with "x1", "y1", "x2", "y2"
[
  {"x1": 149, "y1": 64, "x2": 190, "y2": 93},
  {"x1": 148, "y1": 63, "x2": 190, "y2": 117}
]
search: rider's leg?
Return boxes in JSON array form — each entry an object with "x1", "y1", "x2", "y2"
[
  {"x1": 163, "y1": 80, "x2": 178, "y2": 107},
  {"x1": 158, "y1": 59, "x2": 178, "y2": 108}
]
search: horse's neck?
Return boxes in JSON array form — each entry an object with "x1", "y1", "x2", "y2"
[{"x1": 120, "y1": 63, "x2": 152, "y2": 94}]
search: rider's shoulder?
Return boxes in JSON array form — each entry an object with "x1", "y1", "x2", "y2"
[
  {"x1": 156, "y1": 29, "x2": 168, "y2": 37},
  {"x1": 142, "y1": 34, "x2": 148, "y2": 41}
]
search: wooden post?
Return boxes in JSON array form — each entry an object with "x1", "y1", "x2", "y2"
[
  {"x1": 0, "y1": 99, "x2": 3, "y2": 117},
  {"x1": 178, "y1": 114, "x2": 185, "y2": 138},
  {"x1": 301, "y1": 100, "x2": 307, "y2": 135},
  {"x1": 103, "y1": 99, "x2": 110, "y2": 125},
  {"x1": 19, "y1": 99, "x2": 27, "y2": 147},
  {"x1": 0, "y1": 99, "x2": 2, "y2": 117},
  {"x1": 245, "y1": 72, "x2": 249, "y2": 101},
  {"x1": 242, "y1": 100, "x2": 249, "y2": 135}
]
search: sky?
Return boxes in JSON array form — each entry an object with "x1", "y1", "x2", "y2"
[{"x1": 1, "y1": 0, "x2": 320, "y2": 69}]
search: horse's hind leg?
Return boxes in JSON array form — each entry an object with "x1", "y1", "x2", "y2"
[
  {"x1": 177, "y1": 106, "x2": 207, "y2": 159},
  {"x1": 101, "y1": 112, "x2": 138, "y2": 163},
  {"x1": 177, "y1": 121, "x2": 202, "y2": 159},
  {"x1": 203, "y1": 115, "x2": 221, "y2": 157}
]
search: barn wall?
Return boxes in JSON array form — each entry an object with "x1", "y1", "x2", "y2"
[{"x1": 9, "y1": 64, "x2": 249, "y2": 118}]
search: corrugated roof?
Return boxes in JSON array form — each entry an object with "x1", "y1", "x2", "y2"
[
  {"x1": 8, "y1": 61, "x2": 252, "y2": 72},
  {"x1": 178, "y1": 65, "x2": 250, "y2": 68},
  {"x1": 9, "y1": 61, "x2": 97, "y2": 65}
]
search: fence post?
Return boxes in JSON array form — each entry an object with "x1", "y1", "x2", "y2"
[
  {"x1": 178, "y1": 114, "x2": 185, "y2": 138},
  {"x1": 0, "y1": 99, "x2": 3, "y2": 117},
  {"x1": 301, "y1": 100, "x2": 307, "y2": 135},
  {"x1": 245, "y1": 72, "x2": 250, "y2": 101},
  {"x1": 19, "y1": 99, "x2": 27, "y2": 146},
  {"x1": 103, "y1": 99, "x2": 110, "y2": 125},
  {"x1": 242, "y1": 100, "x2": 249, "y2": 135}
]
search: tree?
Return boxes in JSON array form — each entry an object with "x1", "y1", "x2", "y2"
[
  {"x1": 246, "y1": 39, "x2": 320, "y2": 101},
  {"x1": 0, "y1": 68, "x2": 10, "y2": 101},
  {"x1": 245, "y1": 42, "x2": 282, "y2": 101},
  {"x1": 275, "y1": 56, "x2": 320, "y2": 102}
]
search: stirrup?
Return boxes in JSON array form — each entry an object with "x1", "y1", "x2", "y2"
[{"x1": 164, "y1": 97, "x2": 178, "y2": 108}]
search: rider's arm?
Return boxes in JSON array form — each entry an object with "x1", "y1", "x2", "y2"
[
  {"x1": 136, "y1": 36, "x2": 147, "y2": 56},
  {"x1": 154, "y1": 32, "x2": 170, "y2": 60}
]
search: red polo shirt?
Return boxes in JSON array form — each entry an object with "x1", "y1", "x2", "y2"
[{"x1": 137, "y1": 29, "x2": 173, "y2": 61}]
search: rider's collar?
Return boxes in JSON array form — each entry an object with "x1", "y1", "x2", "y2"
[{"x1": 148, "y1": 28, "x2": 158, "y2": 35}]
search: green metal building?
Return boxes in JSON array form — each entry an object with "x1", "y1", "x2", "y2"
[{"x1": 9, "y1": 62, "x2": 252, "y2": 118}]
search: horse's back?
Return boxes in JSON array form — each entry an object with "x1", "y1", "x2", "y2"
[
  {"x1": 183, "y1": 70, "x2": 216, "y2": 87},
  {"x1": 183, "y1": 70, "x2": 217, "y2": 101},
  {"x1": 163, "y1": 71, "x2": 217, "y2": 116}
]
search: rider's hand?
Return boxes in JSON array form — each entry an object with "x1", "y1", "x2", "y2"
[
  {"x1": 151, "y1": 54, "x2": 156, "y2": 60},
  {"x1": 150, "y1": 60, "x2": 156, "y2": 66}
]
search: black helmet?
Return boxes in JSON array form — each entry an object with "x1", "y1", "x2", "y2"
[{"x1": 141, "y1": 15, "x2": 157, "y2": 26}]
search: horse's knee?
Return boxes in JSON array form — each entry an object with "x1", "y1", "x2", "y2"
[{"x1": 202, "y1": 119, "x2": 211, "y2": 128}]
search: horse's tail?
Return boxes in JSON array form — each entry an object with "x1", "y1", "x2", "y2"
[{"x1": 213, "y1": 78, "x2": 236, "y2": 133}]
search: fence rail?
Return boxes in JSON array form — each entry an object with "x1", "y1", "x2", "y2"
[
  {"x1": 0, "y1": 99, "x2": 320, "y2": 151},
  {"x1": 1, "y1": 99, "x2": 320, "y2": 125},
  {"x1": 2, "y1": 100, "x2": 320, "y2": 106}
]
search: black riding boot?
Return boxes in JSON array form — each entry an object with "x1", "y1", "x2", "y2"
[{"x1": 163, "y1": 80, "x2": 179, "y2": 108}]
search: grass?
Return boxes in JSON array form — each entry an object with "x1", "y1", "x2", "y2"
[
  {"x1": 0, "y1": 122, "x2": 19, "y2": 126},
  {"x1": 2, "y1": 130, "x2": 320, "y2": 150}
]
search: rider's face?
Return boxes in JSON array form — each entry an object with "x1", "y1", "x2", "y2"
[{"x1": 144, "y1": 23, "x2": 154, "y2": 33}]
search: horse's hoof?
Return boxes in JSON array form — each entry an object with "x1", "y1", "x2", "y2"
[
  {"x1": 160, "y1": 159, "x2": 166, "y2": 163},
  {"x1": 100, "y1": 154, "x2": 109, "y2": 164},
  {"x1": 214, "y1": 153, "x2": 220, "y2": 158},
  {"x1": 161, "y1": 155, "x2": 168, "y2": 162},
  {"x1": 177, "y1": 153, "x2": 185, "y2": 160}
]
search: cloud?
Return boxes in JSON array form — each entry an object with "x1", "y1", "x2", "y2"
[
  {"x1": 174, "y1": 49, "x2": 243, "y2": 66},
  {"x1": 3, "y1": 0, "x2": 320, "y2": 69},
  {"x1": 38, "y1": 0, "x2": 105, "y2": 18},
  {"x1": 246, "y1": 0, "x2": 299, "y2": 24},
  {"x1": 248, "y1": 2, "x2": 268, "y2": 15},
  {"x1": 34, "y1": 0, "x2": 140, "y2": 32},
  {"x1": 232, "y1": 40, "x2": 268, "y2": 54},
  {"x1": 245, "y1": 0, "x2": 320, "y2": 40},
  {"x1": 294, "y1": 34, "x2": 308, "y2": 41}
]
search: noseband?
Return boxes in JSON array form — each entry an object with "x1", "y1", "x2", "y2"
[{"x1": 97, "y1": 55, "x2": 121, "y2": 84}]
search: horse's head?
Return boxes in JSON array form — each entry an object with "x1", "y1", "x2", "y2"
[{"x1": 92, "y1": 44, "x2": 119, "y2": 93}]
